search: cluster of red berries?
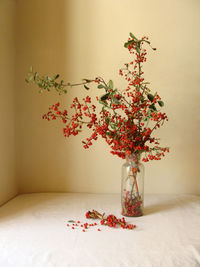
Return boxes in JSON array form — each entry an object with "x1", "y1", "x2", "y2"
[
  {"x1": 42, "y1": 34, "x2": 169, "y2": 162},
  {"x1": 86, "y1": 210, "x2": 136, "y2": 230},
  {"x1": 122, "y1": 189, "x2": 143, "y2": 217},
  {"x1": 122, "y1": 199, "x2": 143, "y2": 217},
  {"x1": 66, "y1": 220, "x2": 101, "y2": 232}
]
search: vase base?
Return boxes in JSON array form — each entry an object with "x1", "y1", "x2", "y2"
[{"x1": 122, "y1": 214, "x2": 143, "y2": 217}]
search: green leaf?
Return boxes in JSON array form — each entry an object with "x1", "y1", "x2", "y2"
[
  {"x1": 149, "y1": 104, "x2": 157, "y2": 111},
  {"x1": 68, "y1": 220, "x2": 75, "y2": 223},
  {"x1": 84, "y1": 84, "x2": 89, "y2": 90},
  {"x1": 129, "y1": 32, "x2": 138, "y2": 40},
  {"x1": 136, "y1": 46, "x2": 140, "y2": 54},
  {"x1": 112, "y1": 97, "x2": 120, "y2": 104},
  {"x1": 100, "y1": 93, "x2": 110, "y2": 101},
  {"x1": 158, "y1": 100, "x2": 164, "y2": 107},
  {"x1": 147, "y1": 94, "x2": 154, "y2": 102},
  {"x1": 34, "y1": 72, "x2": 38, "y2": 81},
  {"x1": 29, "y1": 66, "x2": 33, "y2": 72},
  {"x1": 99, "y1": 100, "x2": 111, "y2": 108},
  {"x1": 28, "y1": 75, "x2": 33, "y2": 81},
  {"x1": 108, "y1": 80, "x2": 113, "y2": 89},
  {"x1": 99, "y1": 100, "x2": 106, "y2": 106},
  {"x1": 97, "y1": 84, "x2": 104, "y2": 89},
  {"x1": 54, "y1": 74, "x2": 60, "y2": 80},
  {"x1": 124, "y1": 40, "x2": 134, "y2": 48}
]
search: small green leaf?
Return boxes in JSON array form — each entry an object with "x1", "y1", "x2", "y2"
[
  {"x1": 129, "y1": 32, "x2": 138, "y2": 40},
  {"x1": 108, "y1": 80, "x2": 113, "y2": 89},
  {"x1": 68, "y1": 220, "x2": 75, "y2": 223},
  {"x1": 99, "y1": 100, "x2": 105, "y2": 105},
  {"x1": 29, "y1": 66, "x2": 33, "y2": 72},
  {"x1": 99, "y1": 100, "x2": 111, "y2": 108},
  {"x1": 101, "y1": 93, "x2": 110, "y2": 101},
  {"x1": 149, "y1": 104, "x2": 157, "y2": 111},
  {"x1": 124, "y1": 42, "x2": 128, "y2": 48},
  {"x1": 97, "y1": 84, "x2": 104, "y2": 89},
  {"x1": 158, "y1": 100, "x2": 164, "y2": 107},
  {"x1": 136, "y1": 46, "x2": 140, "y2": 54},
  {"x1": 54, "y1": 74, "x2": 60, "y2": 80},
  {"x1": 124, "y1": 40, "x2": 134, "y2": 48},
  {"x1": 28, "y1": 75, "x2": 33, "y2": 81},
  {"x1": 147, "y1": 94, "x2": 154, "y2": 102},
  {"x1": 84, "y1": 85, "x2": 89, "y2": 90},
  {"x1": 34, "y1": 72, "x2": 38, "y2": 81},
  {"x1": 112, "y1": 97, "x2": 120, "y2": 105}
]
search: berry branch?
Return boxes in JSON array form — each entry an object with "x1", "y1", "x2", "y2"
[{"x1": 26, "y1": 32, "x2": 169, "y2": 162}]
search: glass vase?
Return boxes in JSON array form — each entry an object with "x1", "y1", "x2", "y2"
[{"x1": 121, "y1": 153, "x2": 144, "y2": 217}]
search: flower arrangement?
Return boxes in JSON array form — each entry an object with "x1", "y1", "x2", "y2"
[
  {"x1": 26, "y1": 32, "x2": 169, "y2": 218},
  {"x1": 26, "y1": 32, "x2": 169, "y2": 162}
]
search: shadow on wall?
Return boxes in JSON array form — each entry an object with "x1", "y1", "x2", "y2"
[{"x1": 16, "y1": 0, "x2": 77, "y2": 193}]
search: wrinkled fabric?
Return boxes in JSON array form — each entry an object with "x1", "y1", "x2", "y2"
[{"x1": 0, "y1": 193, "x2": 199, "y2": 267}]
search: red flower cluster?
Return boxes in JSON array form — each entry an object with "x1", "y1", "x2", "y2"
[{"x1": 42, "y1": 33, "x2": 169, "y2": 162}]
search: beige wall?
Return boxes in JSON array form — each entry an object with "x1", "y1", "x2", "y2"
[
  {"x1": 0, "y1": 0, "x2": 18, "y2": 205},
  {"x1": 16, "y1": 0, "x2": 200, "y2": 194}
]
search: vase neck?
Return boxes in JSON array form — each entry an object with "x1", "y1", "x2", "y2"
[{"x1": 126, "y1": 153, "x2": 141, "y2": 164}]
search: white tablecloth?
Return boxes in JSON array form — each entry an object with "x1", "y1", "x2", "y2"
[{"x1": 0, "y1": 193, "x2": 199, "y2": 267}]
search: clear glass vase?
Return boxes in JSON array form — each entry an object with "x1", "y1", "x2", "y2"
[{"x1": 121, "y1": 153, "x2": 144, "y2": 217}]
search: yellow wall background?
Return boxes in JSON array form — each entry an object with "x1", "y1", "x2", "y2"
[
  {"x1": 0, "y1": 0, "x2": 18, "y2": 205},
  {"x1": 13, "y1": 0, "x2": 200, "y2": 195}
]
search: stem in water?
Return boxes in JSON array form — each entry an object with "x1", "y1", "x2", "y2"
[{"x1": 131, "y1": 167, "x2": 140, "y2": 200}]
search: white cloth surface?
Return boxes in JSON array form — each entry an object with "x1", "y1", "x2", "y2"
[{"x1": 0, "y1": 193, "x2": 199, "y2": 267}]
